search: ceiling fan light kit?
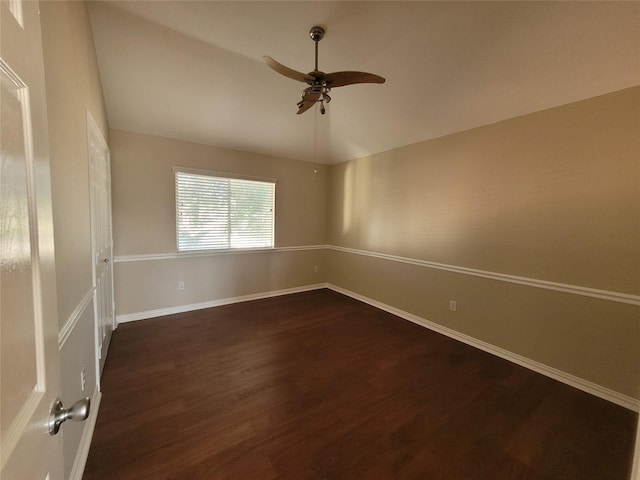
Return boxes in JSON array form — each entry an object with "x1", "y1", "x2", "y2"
[{"x1": 264, "y1": 26, "x2": 386, "y2": 115}]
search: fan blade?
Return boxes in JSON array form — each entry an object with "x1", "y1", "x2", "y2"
[
  {"x1": 324, "y1": 71, "x2": 386, "y2": 88},
  {"x1": 263, "y1": 56, "x2": 315, "y2": 83},
  {"x1": 297, "y1": 101, "x2": 316, "y2": 115},
  {"x1": 297, "y1": 90, "x2": 321, "y2": 114}
]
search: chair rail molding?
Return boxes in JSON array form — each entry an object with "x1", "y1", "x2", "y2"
[
  {"x1": 58, "y1": 287, "x2": 96, "y2": 350},
  {"x1": 114, "y1": 244, "x2": 327, "y2": 263},
  {"x1": 328, "y1": 245, "x2": 640, "y2": 306}
]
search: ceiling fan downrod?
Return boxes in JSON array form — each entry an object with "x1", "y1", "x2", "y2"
[
  {"x1": 308, "y1": 26, "x2": 326, "y2": 113},
  {"x1": 309, "y1": 26, "x2": 324, "y2": 72},
  {"x1": 307, "y1": 26, "x2": 331, "y2": 114}
]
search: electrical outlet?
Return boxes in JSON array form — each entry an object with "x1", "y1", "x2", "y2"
[
  {"x1": 449, "y1": 300, "x2": 457, "y2": 312},
  {"x1": 178, "y1": 281, "x2": 185, "y2": 290},
  {"x1": 81, "y1": 368, "x2": 86, "y2": 391},
  {"x1": 314, "y1": 265, "x2": 319, "y2": 273}
]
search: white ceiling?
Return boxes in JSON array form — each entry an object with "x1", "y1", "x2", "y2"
[{"x1": 87, "y1": 1, "x2": 640, "y2": 165}]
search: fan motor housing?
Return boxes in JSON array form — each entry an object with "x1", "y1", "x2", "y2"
[{"x1": 309, "y1": 26, "x2": 325, "y2": 42}]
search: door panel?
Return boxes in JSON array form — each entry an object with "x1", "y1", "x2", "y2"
[
  {"x1": 1, "y1": 60, "x2": 39, "y2": 438},
  {"x1": 1, "y1": 0, "x2": 64, "y2": 478}
]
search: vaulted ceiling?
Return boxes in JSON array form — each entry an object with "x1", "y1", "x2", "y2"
[{"x1": 87, "y1": 1, "x2": 640, "y2": 164}]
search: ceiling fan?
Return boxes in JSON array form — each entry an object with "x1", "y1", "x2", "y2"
[{"x1": 264, "y1": 26, "x2": 386, "y2": 115}]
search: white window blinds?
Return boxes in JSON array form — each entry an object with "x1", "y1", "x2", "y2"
[{"x1": 175, "y1": 170, "x2": 275, "y2": 252}]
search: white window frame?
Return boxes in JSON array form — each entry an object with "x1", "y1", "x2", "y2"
[{"x1": 174, "y1": 167, "x2": 276, "y2": 252}]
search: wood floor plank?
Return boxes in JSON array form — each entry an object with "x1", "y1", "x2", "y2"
[{"x1": 83, "y1": 289, "x2": 637, "y2": 479}]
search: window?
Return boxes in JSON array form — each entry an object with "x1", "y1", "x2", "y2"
[{"x1": 175, "y1": 168, "x2": 275, "y2": 252}]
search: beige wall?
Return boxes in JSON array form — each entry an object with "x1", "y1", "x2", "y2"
[
  {"x1": 329, "y1": 87, "x2": 639, "y2": 293},
  {"x1": 115, "y1": 249, "x2": 326, "y2": 316},
  {"x1": 328, "y1": 87, "x2": 640, "y2": 399},
  {"x1": 41, "y1": 1, "x2": 109, "y2": 325},
  {"x1": 40, "y1": 1, "x2": 108, "y2": 478},
  {"x1": 110, "y1": 130, "x2": 328, "y2": 315}
]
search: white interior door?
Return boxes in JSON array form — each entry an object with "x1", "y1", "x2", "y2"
[
  {"x1": 88, "y1": 113, "x2": 114, "y2": 376},
  {"x1": 1, "y1": 0, "x2": 64, "y2": 478}
]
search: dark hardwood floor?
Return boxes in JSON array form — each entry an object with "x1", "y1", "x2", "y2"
[{"x1": 83, "y1": 289, "x2": 637, "y2": 479}]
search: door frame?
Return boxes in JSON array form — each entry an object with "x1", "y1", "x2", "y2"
[{"x1": 87, "y1": 110, "x2": 114, "y2": 382}]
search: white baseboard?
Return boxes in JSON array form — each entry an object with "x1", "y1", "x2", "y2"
[
  {"x1": 327, "y1": 284, "x2": 640, "y2": 412},
  {"x1": 116, "y1": 283, "x2": 328, "y2": 324},
  {"x1": 69, "y1": 384, "x2": 102, "y2": 480}
]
